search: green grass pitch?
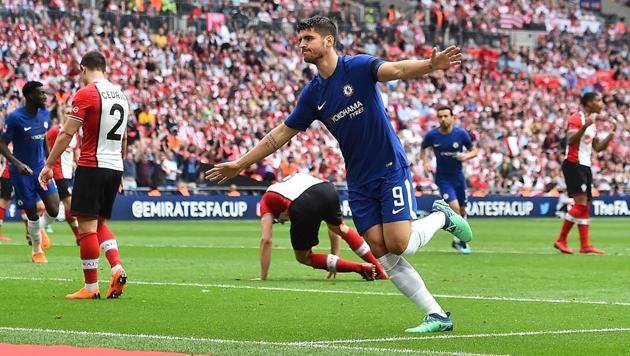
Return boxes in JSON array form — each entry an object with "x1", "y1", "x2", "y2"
[{"x1": 0, "y1": 218, "x2": 629, "y2": 355}]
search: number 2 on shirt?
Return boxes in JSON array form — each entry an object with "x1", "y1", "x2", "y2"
[{"x1": 106, "y1": 104, "x2": 125, "y2": 141}]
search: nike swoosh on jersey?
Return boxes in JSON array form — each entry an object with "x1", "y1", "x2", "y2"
[
  {"x1": 317, "y1": 102, "x2": 326, "y2": 111},
  {"x1": 24, "y1": 127, "x2": 32, "y2": 131},
  {"x1": 392, "y1": 207, "x2": 405, "y2": 215}
]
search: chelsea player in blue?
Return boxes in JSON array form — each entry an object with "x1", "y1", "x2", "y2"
[
  {"x1": 0, "y1": 81, "x2": 59, "y2": 263},
  {"x1": 420, "y1": 106, "x2": 477, "y2": 254},
  {"x1": 206, "y1": 16, "x2": 472, "y2": 333}
]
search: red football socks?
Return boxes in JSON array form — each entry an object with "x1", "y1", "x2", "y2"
[
  {"x1": 79, "y1": 232, "x2": 100, "y2": 284},
  {"x1": 573, "y1": 204, "x2": 591, "y2": 247},
  {"x1": 557, "y1": 204, "x2": 584, "y2": 243},
  {"x1": 97, "y1": 224, "x2": 121, "y2": 268},
  {"x1": 65, "y1": 211, "x2": 80, "y2": 239},
  {"x1": 341, "y1": 229, "x2": 380, "y2": 266},
  {"x1": 310, "y1": 253, "x2": 362, "y2": 273}
]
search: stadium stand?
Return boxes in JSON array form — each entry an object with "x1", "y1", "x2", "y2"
[{"x1": 0, "y1": 0, "x2": 627, "y2": 197}]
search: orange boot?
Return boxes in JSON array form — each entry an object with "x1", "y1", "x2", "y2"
[
  {"x1": 106, "y1": 269, "x2": 127, "y2": 299},
  {"x1": 31, "y1": 252, "x2": 48, "y2": 264},
  {"x1": 65, "y1": 288, "x2": 100, "y2": 299},
  {"x1": 41, "y1": 229, "x2": 51, "y2": 250}
]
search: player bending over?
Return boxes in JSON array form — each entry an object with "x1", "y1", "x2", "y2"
[{"x1": 258, "y1": 173, "x2": 387, "y2": 281}]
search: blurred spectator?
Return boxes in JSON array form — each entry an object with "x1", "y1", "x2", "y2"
[
  {"x1": 227, "y1": 184, "x2": 241, "y2": 197},
  {"x1": 138, "y1": 105, "x2": 155, "y2": 127},
  {"x1": 148, "y1": 186, "x2": 162, "y2": 196},
  {"x1": 152, "y1": 152, "x2": 167, "y2": 188},
  {"x1": 280, "y1": 156, "x2": 299, "y2": 179},
  {"x1": 0, "y1": 1, "x2": 627, "y2": 196},
  {"x1": 542, "y1": 130, "x2": 562, "y2": 151},
  {"x1": 161, "y1": 150, "x2": 180, "y2": 187},
  {"x1": 498, "y1": 156, "x2": 517, "y2": 179},
  {"x1": 176, "y1": 180, "x2": 190, "y2": 196},
  {"x1": 122, "y1": 152, "x2": 138, "y2": 190},
  {"x1": 136, "y1": 156, "x2": 155, "y2": 188}
]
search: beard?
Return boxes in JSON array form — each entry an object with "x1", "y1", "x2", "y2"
[{"x1": 303, "y1": 48, "x2": 324, "y2": 64}]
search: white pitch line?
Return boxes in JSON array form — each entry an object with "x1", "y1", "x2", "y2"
[
  {"x1": 6, "y1": 243, "x2": 630, "y2": 258},
  {"x1": 0, "y1": 326, "x2": 501, "y2": 356},
  {"x1": 302, "y1": 327, "x2": 630, "y2": 345},
  {"x1": 430, "y1": 294, "x2": 630, "y2": 306},
  {"x1": 4, "y1": 242, "x2": 630, "y2": 256},
  {"x1": 2, "y1": 276, "x2": 630, "y2": 307}
]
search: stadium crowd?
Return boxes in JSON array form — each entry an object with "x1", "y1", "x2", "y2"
[{"x1": 0, "y1": 0, "x2": 628, "y2": 196}]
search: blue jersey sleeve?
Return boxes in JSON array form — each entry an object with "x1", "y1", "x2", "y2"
[
  {"x1": 284, "y1": 85, "x2": 317, "y2": 131},
  {"x1": 460, "y1": 129, "x2": 473, "y2": 150},
  {"x1": 1, "y1": 114, "x2": 16, "y2": 142},
  {"x1": 350, "y1": 54, "x2": 385, "y2": 83},
  {"x1": 421, "y1": 131, "x2": 433, "y2": 149}
]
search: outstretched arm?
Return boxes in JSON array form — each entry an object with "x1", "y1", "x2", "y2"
[
  {"x1": 205, "y1": 123, "x2": 299, "y2": 184},
  {"x1": 377, "y1": 46, "x2": 462, "y2": 82}
]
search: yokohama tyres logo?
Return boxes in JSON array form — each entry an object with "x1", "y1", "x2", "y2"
[{"x1": 331, "y1": 101, "x2": 364, "y2": 122}]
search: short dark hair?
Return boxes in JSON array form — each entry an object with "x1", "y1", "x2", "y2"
[
  {"x1": 436, "y1": 106, "x2": 453, "y2": 116},
  {"x1": 580, "y1": 92, "x2": 599, "y2": 107},
  {"x1": 22, "y1": 81, "x2": 43, "y2": 98},
  {"x1": 80, "y1": 51, "x2": 107, "y2": 72},
  {"x1": 296, "y1": 15, "x2": 338, "y2": 45}
]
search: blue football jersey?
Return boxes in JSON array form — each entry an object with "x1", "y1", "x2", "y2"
[
  {"x1": 285, "y1": 54, "x2": 409, "y2": 188},
  {"x1": 421, "y1": 127, "x2": 472, "y2": 176},
  {"x1": 2, "y1": 106, "x2": 51, "y2": 170}
]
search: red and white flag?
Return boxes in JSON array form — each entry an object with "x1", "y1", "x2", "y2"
[{"x1": 500, "y1": 13, "x2": 524, "y2": 29}]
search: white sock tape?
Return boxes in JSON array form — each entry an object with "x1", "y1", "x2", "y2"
[
  {"x1": 81, "y1": 258, "x2": 99, "y2": 270},
  {"x1": 100, "y1": 239, "x2": 118, "y2": 253},
  {"x1": 354, "y1": 242, "x2": 370, "y2": 256},
  {"x1": 326, "y1": 254, "x2": 339, "y2": 272}
]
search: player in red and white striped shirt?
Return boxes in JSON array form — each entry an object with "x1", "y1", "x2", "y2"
[
  {"x1": 46, "y1": 112, "x2": 80, "y2": 240},
  {"x1": 258, "y1": 173, "x2": 387, "y2": 280},
  {"x1": 554, "y1": 92, "x2": 617, "y2": 255},
  {"x1": 39, "y1": 51, "x2": 128, "y2": 299}
]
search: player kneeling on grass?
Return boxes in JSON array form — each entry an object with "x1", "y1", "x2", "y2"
[{"x1": 257, "y1": 173, "x2": 386, "y2": 281}]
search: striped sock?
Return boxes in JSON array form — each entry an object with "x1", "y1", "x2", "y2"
[
  {"x1": 79, "y1": 232, "x2": 100, "y2": 287},
  {"x1": 310, "y1": 253, "x2": 362, "y2": 273}
]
